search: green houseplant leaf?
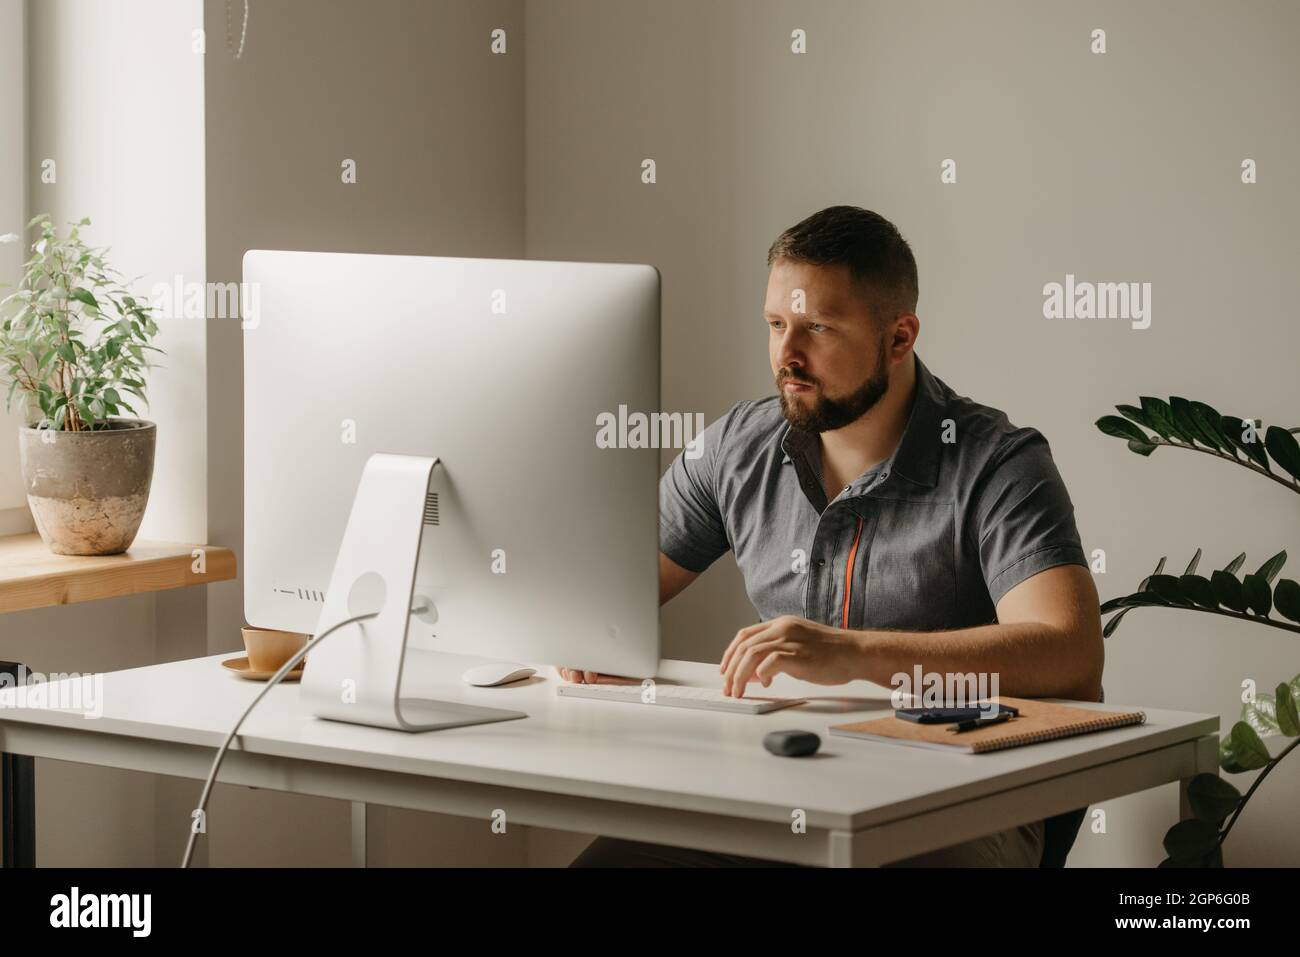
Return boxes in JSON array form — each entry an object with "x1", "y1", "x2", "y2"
[
  {"x1": 1179, "y1": 574, "x2": 1217, "y2": 609},
  {"x1": 1264, "y1": 426, "x2": 1300, "y2": 482},
  {"x1": 1115, "y1": 403, "x2": 1154, "y2": 430},
  {"x1": 1162, "y1": 818, "x2": 1220, "y2": 862},
  {"x1": 1146, "y1": 574, "x2": 1190, "y2": 605},
  {"x1": 1190, "y1": 401, "x2": 1230, "y2": 450},
  {"x1": 1210, "y1": 570, "x2": 1247, "y2": 613},
  {"x1": 0, "y1": 216, "x2": 162, "y2": 432},
  {"x1": 1221, "y1": 415, "x2": 1271, "y2": 471},
  {"x1": 1275, "y1": 683, "x2": 1300, "y2": 737},
  {"x1": 1275, "y1": 579, "x2": 1300, "y2": 623},
  {"x1": 1255, "y1": 550, "x2": 1287, "y2": 585},
  {"x1": 1186, "y1": 774, "x2": 1241, "y2": 825},
  {"x1": 1241, "y1": 693, "x2": 1279, "y2": 737},
  {"x1": 1219, "y1": 721, "x2": 1270, "y2": 773},
  {"x1": 1241, "y1": 574, "x2": 1272, "y2": 617},
  {"x1": 1171, "y1": 396, "x2": 1221, "y2": 451},
  {"x1": 1096, "y1": 415, "x2": 1149, "y2": 443},
  {"x1": 1097, "y1": 397, "x2": 1300, "y2": 495},
  {"x1": 1139, "y1": 396, "x2": 1184, "y2": 442}
]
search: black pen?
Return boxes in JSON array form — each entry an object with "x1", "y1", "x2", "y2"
[{"x1": 948, "y1": 711, "x2": 1014, "y2": 733}]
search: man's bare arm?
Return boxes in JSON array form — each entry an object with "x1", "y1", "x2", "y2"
[
  {"x1": 856, "y1": 564, "x2": 1104, "y2": 700},
  {"x1": 721, "y1": 564, "x2": 1105, "y2": 701}
]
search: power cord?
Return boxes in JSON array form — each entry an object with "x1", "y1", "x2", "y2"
[{"x1": 181, "y1": 610, "x2": 378, "y2": 868}]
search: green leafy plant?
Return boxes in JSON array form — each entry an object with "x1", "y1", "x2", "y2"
[
  {"x1": 1100, "y1": 548, "x2": 1300, "y2": 639},
  {"x1": 0, "y1": 214, "x2": 162, "y2": 432},
  {"x1": 1161, "y1": 672, "x2": 1300, "y2": 868},
  {"x1": 1096, "y1": 394, "x2": 1300, "y2": 866},
  {"x1": 1096, "y1": 394, "x2": 1300, "y2": 494}
]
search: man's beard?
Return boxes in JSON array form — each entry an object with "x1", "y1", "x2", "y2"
[{"x1": 777, "y1": 354, "x2": 890, "y2": 434}]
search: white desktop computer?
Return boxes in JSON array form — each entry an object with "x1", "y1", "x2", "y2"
[{"x1": 242, "y1": 250, "x2": 661, "y2": 731}]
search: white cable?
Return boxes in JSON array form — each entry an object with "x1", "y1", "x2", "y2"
[
  {"x1": 181, "y1": 610, "x2": 378, "y2": 868},
  {"x1": 224, "y1": 0, "x2": 249, "y2": 59}
]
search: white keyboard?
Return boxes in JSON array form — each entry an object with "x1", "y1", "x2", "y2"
[{"x1": 556, "y1": 681, "x2": 806, "y2": 715}]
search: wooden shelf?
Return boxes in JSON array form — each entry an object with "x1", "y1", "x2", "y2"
[{"x1": 0, "y1": 533, "x2": 236, "y2": 614}]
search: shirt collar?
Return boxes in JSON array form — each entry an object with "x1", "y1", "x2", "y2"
[{"x1": 778, "y1": 351, "x2": 946, "y2": 490}]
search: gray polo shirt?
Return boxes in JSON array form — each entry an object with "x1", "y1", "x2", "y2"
[{"x1": 659, "y1": 352, "x2": 1087, "y2": 632}]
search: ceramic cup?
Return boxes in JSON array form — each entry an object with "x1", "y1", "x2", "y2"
[{"x1": 241, "y1": 627, "x2": 309, "y2": 673}]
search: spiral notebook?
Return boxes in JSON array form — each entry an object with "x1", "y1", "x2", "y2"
[{"x1": 828, "y1": 696, "x2": 1146, "y2": 754}]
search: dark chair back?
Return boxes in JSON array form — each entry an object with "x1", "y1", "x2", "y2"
[{"x1": 1040, "y1": 806, "x2": 1088, "y2": 866}]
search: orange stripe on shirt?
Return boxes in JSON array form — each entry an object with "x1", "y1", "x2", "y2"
[{"x1": 842, "y1": 516, "x2": 864, "y2": 630}]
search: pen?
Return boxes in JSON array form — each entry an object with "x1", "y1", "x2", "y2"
[{"x1": 948, "y1": 711, "x2": 1014, "y2": 733}]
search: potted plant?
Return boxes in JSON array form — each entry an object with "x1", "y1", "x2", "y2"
[{"x1": 0, "y1": 215, "x2": 163, "y2": 555}]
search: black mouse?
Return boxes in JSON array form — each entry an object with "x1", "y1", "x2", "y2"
[{"x1": 763, "y1": 729, "x2": 821, "y2": 757}]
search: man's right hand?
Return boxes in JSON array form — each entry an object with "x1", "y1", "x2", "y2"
[
  {"x1": 555, "y1": 553, "x2": 700, "y2": 686},
  {"x1": 555, "y1": 667, "x2": 638, "y2": 684}
]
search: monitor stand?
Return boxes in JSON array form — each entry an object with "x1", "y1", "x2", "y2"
[{"x1": 300, "y1": 452, "x2": 528, "y2": 732}]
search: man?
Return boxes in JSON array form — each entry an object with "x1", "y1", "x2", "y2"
[{"x1": 563, "y1": 206, "x2": 1104, "y2": 867}]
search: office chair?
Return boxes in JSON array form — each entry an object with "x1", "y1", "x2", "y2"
[{"x1": 1039, "y1": 807, "x2": 1088, "y2": 867}]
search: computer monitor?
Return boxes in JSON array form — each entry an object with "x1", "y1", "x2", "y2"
[{"x1": 242, "y1": 250, "x2": 661, "y2": 729}]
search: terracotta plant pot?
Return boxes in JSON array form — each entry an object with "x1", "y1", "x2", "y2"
[{"x1": 18, "y1": 418, "x2": 156, "y2": 556}]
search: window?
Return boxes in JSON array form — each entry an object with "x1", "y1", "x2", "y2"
[{"x1": 0, "y1": 0, "x2": 28, "y2": 516}]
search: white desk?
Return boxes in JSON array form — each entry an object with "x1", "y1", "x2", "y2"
[{"x1": 0, "y1": 650, "x2": 1219, "y2": 867}]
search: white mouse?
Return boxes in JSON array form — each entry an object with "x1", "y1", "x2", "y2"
[{"x1": 462, "y1": 663, "x2": 537, "y2": 687}]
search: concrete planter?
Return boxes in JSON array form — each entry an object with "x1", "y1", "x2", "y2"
[{"x1": 18, "y1": 418, "x2": 156, "y2": 556}]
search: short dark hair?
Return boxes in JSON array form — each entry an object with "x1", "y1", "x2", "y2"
[{"x1": 766, "y1": 206, "x2": 918, "y2": 323}]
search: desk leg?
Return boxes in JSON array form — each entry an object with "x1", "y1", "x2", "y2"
[
  {"x1": 1179, "y1": 733, "x2": 1221, "y2": 819},
  {"x1": 1, "y1": 750, "x2": 35, "y2": 868},
  {"x1": 828, "y1": 830, "x2": 878, "y2": 868},
  {"x1": 351, "y1": 801, "x2": 368, "y2": 867},
  {"x1": 1, "y1": 662, "x2": 35, "y2": 868}
]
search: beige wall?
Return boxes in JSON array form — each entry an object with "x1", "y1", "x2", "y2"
[
  {"x1": 522, "y1": 0, "x2": 1300, "y2": 866},
  {"x1": 202, "y1": 0, "x2": 541, "y2": 866},
  {"x1": 0, "y1": 0, "x2": 27, "y2": 509}
]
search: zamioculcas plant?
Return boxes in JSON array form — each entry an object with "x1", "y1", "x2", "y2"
[
  {"x1": 1100, "y1": 548, "x2": 1300, "y2": 640},
  {"x1": 1095, "y1": 394, "x2": 1300, "y2": 494},
  {"x1": 1096, "y1": 395, "x2": 1300, "y2": 866},
  {"x1": 1162, "y1": 670, "x2": 1300, "y2": 868}
]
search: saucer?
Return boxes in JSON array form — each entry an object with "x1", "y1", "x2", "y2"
[{"x1": 222, "y1": 655, "x2": 306, "y2": 682}]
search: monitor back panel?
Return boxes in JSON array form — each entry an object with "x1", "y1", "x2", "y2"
[{"x1": 243, "y1": 250, "x2": 661, "y2": 677}]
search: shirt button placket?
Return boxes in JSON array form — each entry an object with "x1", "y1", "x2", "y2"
[
  {"x1": 806, "y1": 519, "x2": 831, "y2": 617},
  {"x1": 809, "y1": 506, "x2": 846, "y2": 624}
]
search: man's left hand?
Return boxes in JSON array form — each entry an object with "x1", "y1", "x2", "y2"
[{"x1": 719, "y1": 615, "x2": 866, "y2": 696}]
